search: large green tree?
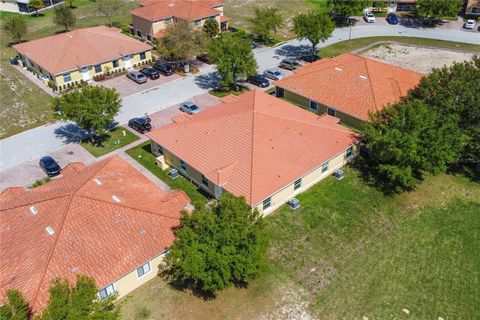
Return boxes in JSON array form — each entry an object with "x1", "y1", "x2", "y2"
[
  {"x1": 37, "y1": 275, "x2": 118, "y2": 320},
  {"x1": 327, "y1": 0, "x2": 369, "y2": 18},
  {"x1": 53, "y1": 5, "x2": 76, "y2": 32},
  {"x1": 293, "y1": 11, "x2": 335, "y2": 53},
  {"x1": 2, "y1": 15, "x2": 27, "y2": 44},
  {"x1": 158, "y1": 20, "x2": 207, "y2": 62},
  {"x1": 28, "y1": 0, "x2": 45, "y2": 17},
  {"x1": 411, "y1": 56, "x2": 480, "y2": 178},
  {"x1": 54, "y1": 86, "x2": 121, "y2": 141},
  {"x1": 97, "y1": 0, "x2": 126, "y2": 27},
  {"x1": 167, "y1": 193, "x2": 268, "y2": 295},
  {"x1": 363, "y1": 99, "x2": 462, "y2": 193},
  {"x1": 248, "y1": 6, "x2": 284, "y2": 42},
  {"x1": 415, "y1": 0, "x2": 463, "y2": 20},
  {"x1": 208, "y1": 33, "x2": 257, "y2": 90},
  {"x1": 0, "y1": 289, "x2": 30, "y2": 320},
  {"x1": 203, "y1": 18, "x2": 219, "y2": 37}
]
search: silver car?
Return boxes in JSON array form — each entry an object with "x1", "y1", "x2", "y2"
[
  {"x1": 179, "y1": 102, "x2": 201, "y2": 114},
  {"x1": 126, "y1": 71, "x2": 147, "y2": 84},
  {"x1": 264, "y1": 69, "x2": 284, "y2": 81}
]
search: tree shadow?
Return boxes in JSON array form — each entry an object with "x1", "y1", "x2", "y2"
[
  {"x1": 54, "y1": 123, "x2": 88, "y2": 144},
  {"x1": 194, "y1": 71, "x2": 221, "y2": 90},
  {"x1": 274, "y1": 44, "x2": 313, "y2": 59}
]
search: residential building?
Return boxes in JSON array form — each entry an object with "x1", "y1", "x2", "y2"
[
  {"x1": 130, "y1": 0, "x2": 228, "y2": 41},
  {"x1": 275, "y1": 53, "x2": 423, "y2": 129},
  {"x1": 12, "y1": 26, "x2": 153, "y2": 91},
  {"x1": 372, "y1": 0, "x2": 417, "y2": 13},
  {"x1": 0, "y1": 0, "x2": 64, "y2": 14},
  {"x1": 147, "y1": 90, "x2": 360, "y2": 215},
  {"x1": 0, "y1": 156, "x2": 189, "y2": 313},
  {"x1": 466, "y1": 0, "x2": 480, "y2": 15}
]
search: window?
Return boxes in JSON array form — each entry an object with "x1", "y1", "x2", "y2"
[
  {"x1": 140, "y1": 52, "x2": 146, "y2": 60},
  {"x1": 136, "y1": 262, "x2": 151, "y2": 278},
  {"x1": 193, "y1": 19, "x2": 201, "y2": 26},
  {"x1": 94, "y1": 64, "x2": 102, "y2": 74},
  {"x1": 136, "y1": 30, "x2": 142, "y2": 37},
  {"x1": 146, "y1": 34, "x2": 152, "y2": 41},
  {"x1": 99, "y1": 284, "x2": 115, "y2": 300},
  {"x1": 321, "y1": 162, "x2": 329, "y2": 173},
  {"x1": 112, "y1": 60, "x2": 119, "y2": 68},
  {"x1": 180, "y1": 160, "x2": 187, "y2": 171},
  {"x1": 262, "y1": 197, "x2": 271, "y2": 210},
  {"x1": 327, "y1": 107, "x2": 336, "y2": 117},
  {"x1": 294, "y1": 178, "x2": 302, "y2": 190},
  {"x1": 201, "y1": 175, "x2": 209, "y2": 187},
  {"x1": 472, "y1": 7, "x2": 480, "y2": 14},
  {"x1": 156, "y1": 144, "x2": 163, "y2": 155},
  {"x1": 63, "y1": 73, "x2": 71, "y2": 83},
  {"x1": 309, "y1": 101, "x2": 318, "y2": 111},
  {"x1": 276, "y1": 87, "x2": 284, "y2": 98},
  {"x1": 346, "y1": 146, "x2": 353, "y2": 158}
]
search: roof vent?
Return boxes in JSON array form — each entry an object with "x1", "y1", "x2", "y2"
[
  {"x1": 71, "y1": 266, "x2": 78, "y2": 273},
  {"x1": 359, "y1": 75, "x2": 367, "y2": 80},
  {"x1": 94, "y1": 178, "x2": 102, "y2": 185},
  {"x1": 334, "y1": 67, "x2": 343, "y2": 71},
  {"x1": 169, "y1": 3, "x2": 174, "y2": 6},
  {"x1": 112, "y1": 195, "x2": 120, "y2": 202},
  {"x1": 30, "y1": 206, "x2": 38, "y2": 215},
  {"x1": 46, "y1": 226, "x2": 55, "y2": 235}
]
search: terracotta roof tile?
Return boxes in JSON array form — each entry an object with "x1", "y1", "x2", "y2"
[
  {"x1": 276, "y1": 53, "x2": 423, "y2": 121},
  {"x1": 147, "y1": 90, "x2": 360, "y2": 206},
  {"x1": 13, "y1": 26, "x2": 152, "y2": 75},
  {"x1": 0, "y1": 156, "x2": 189, "y2": 312},
  {"x1": 131, "y1": 0, "x2": 220, "y2": 22}
]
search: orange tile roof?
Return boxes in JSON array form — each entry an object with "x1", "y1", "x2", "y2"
[
  {"x1": 147, "y1": 90, "x2": 360, "y2": 206},
  {"x1": 139, "y1": 0, "x2": 224, "y2": 8},
  {"x1": 12, "y1": 26, "x2": 152, "y2": 75},
  {"x1": 131, "y1": 0, "x2": 220, "y2": 22},
  {"x1": 276, "y1": 53, "x2": 423, "y2": 121},
  {"x1": 0, "y1": 156, "x2": 189, "y2": 313}
]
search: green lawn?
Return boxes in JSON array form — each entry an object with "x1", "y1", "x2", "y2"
[
  {"x1": 125, "y1": 142, "x2": 209, "y2": 208},
  {"x1": 118, "y1": 167, "x2": 480, "y2": 319},
  {"x1": 318, "y1": 36, "x2": 480, "y2": 58},
  {"x1": 79, "y1": 127, "x2": 139, "y2": 157},
  {"x1": 209, "y1": 87, "x2": 248, "y2": 98}
]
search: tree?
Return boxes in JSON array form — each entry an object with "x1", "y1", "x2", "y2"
[
  {"x1": 54, "y1": 86, "x2": 121, "y2": 142},
  {"x1": 158, "y1": 20, "x2": 207, "y2": 63},
  {"x1": 38, "y1": 275, "x2": 118, "y2": 320},
  {"x1": 203, "y1": 18, "x2": 219, "y2": 38},
  {"x1": 53, "y1": 5, "x2": 76, "y2": 32},
  {"x1": 416, "y1": 0, "x2": 463, "y2": 20},
  {"x1": 328, "y1": 0, "x2": 369, "y2": 18},
  {"x1": 362, "y1": 99, "x2": 462, "y2": 193},
  {"x1": 65, "y1": 0, "x2": 75, "y2": 9},
  {"x1": 208, "y1": 33, "x2": 257, "y2": 90},
  {"x1": 97, "y1": 0, "x2": 126, "y2": 28},
  {"x1": 249, "y1": 6, "x2": 284, "y2": 42},
  {"x1": 293, "y1": 11, "x2": 335, "y2": 53},
  {"x1": 0, "y1": 289, "x2": 30, "y2": 320},
  {"x1": 2, "y1": 15, "x2": 27, "y2": 44},
  {"x1": 166, "y1": 193, "x2": 268, "y2": 295},
  {"x1": 411, "y1": 56, "x2": 480, "y2": 178},
  {"x1": 28, "y1": 0, "x2": 45, "y2": 17}
]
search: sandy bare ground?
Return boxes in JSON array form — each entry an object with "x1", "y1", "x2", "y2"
[{"x1": 361, "y1": 43, "x2": 475, "y2": 73}]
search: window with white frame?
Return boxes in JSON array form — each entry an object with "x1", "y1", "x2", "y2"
[
  {"x1": 321, "y1": 162, "x2": 329, "y2": 173},
  {"x1": 193, "y1": 19, "x2": 201, "y2": 26},
  {"x1": 327, "y1": 108, "x2": 336, "y2": 117},
  {"x1": 201, "y1": 175, "x2": 209, "y2": 187},
  {"x1": 98, "y1": 284, "x2": 115, "y2": 300},
  {"x1": 140, "y1": 52, "x2": 146, "y2": 60},
  {"x1": 263, "y1": 197, "x2": 271, "y2": 210},
  {"x1": 94, "y1": 64, "x2": 102, "y2": 74},
  {"x1": 346, "y1": 146, "x2": 353, "y2": 158},
  {"x1": 136, "y1": 262, "x2": 151, "y2": 278},
  {"x1": 180, "y1": 160, "x2": 187, "y2": 171},
  {"x1": 294, "y1": 178, "x2": 302, "y2": 190},
  {"x1": 112, "y1": 60, "x2": 119, "y2": 68},
  {"x1": 63, "y1": 73, "x2": 71, "y2": 82},
  {"x1": 309, "y1": 101, "x2": 318, "y2": 111}
]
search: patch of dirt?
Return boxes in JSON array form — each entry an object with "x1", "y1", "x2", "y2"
[
  {"x1": 361, "y1": 43, "x2": 475, "y2": 73},
  {"x1": 259, "y1": 283, "x2": 315, "y2": 320}
]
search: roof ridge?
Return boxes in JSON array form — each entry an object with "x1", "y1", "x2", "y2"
[
  {"x1": 248, "y1": 108, "x2": 256, "y2": 206},
  {"x1": 362, "y1": 57, "x2": 379, "y2": 110}
]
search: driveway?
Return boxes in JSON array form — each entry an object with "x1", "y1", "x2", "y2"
[
  {"x1": 1, "y1": 23, "x2": 479, "y2": 171},
  {"x1": 100, "y1": 72, "x2": 181, "y2": 98}
]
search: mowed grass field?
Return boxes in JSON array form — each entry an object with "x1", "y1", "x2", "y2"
[{"x1": 118, "y1": 166, "x2": 480, "y2": 319}]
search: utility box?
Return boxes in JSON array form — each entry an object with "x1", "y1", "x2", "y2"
[
  {"x1": 155, "y1": 155, "x2": 169, "y2": 170},
  {"x1": 289, "y1": 198, "x2": 300, "y2": 210},
  {"x1": 333, "y1": 169, "x2": 344, "y2": 180},
  {"x1": 169, "y1": 168, "x2": 179, "y2": 179}
]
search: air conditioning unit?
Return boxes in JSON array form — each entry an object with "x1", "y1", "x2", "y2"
[
  {"x1": 333, "y1": 168, "x2": 344, "y2": 180},
  {"x1": 169, "y1": 168, "x2": 179, "y2": 179},
  {"x1": 289, "y1": 198, "x2": 300, "y2": 210}
]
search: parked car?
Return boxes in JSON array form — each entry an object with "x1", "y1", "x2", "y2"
[
  {"x1": 179, "y1": 102, "x2": 201, "y2": 114},
  {"x1": 248, "y1": 74, "x2": 270, "y2": 88},
  {"x1": 364, "y1": 11, "x2": 375, "y2": 23},
  {"x1": 197, "y1": 54, "x2": 212, "y2": 64},
  {"x1": 300, "y1": 54, "x2": 321, "y2": 63},
  {"x1": 279, "y1": 59, "x2": 302, "y2": 70},
  {"x1": 153, "y1": 63, "x2": 174, "y2": 76},
  {"x1": 464, "y1": 19, "x2": 476, "y2": 29},
  {"x1": 140, "y1": 67, "x2": 160, "y2": 80},
  {"x1": 263, "y1": 69, "x2": 284, "y2": 81},
  {"x1": 39, "y1": 156, "x2": 61, "y2": 177},
  {"x1": 126, "y1": 71, "x2": 147, "y2": 84},
  {"x1": 128, "y1": 117, "x2": 152, "y2": 133},
  {"x1": 386, "y1": 12, "x2": 399, "y2": 25}
]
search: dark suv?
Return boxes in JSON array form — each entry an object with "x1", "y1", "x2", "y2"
[
  {"x1": 248, "y1": 74, "x2": 270, "y2": 88},
  {"x1": 128, "y1": 117, "x2": 152, "y2": 134},
  {"x1": 153, "y1": 63, "x2": 174, "y2": 76},
  {"x1": 39, "y1": 156, "x2": 61, "y2": 177}
]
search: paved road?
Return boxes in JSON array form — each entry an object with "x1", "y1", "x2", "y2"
[{"x1": 1, "y1": 24, "x2": 479, "y2": 171}]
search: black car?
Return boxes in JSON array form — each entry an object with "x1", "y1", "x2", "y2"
[
  {"x1": 128, "y1": 117, "x2": 152, "y2": 134},
  {"x1": 300, "y1": 54, "x2": 321, "y2": 63},
  {"x1": 248, "y1": 74, "x2": 270, "y2": 88},
  {"x1": 140, "y1": 67, "x2": 160, "y2": 80},
  {"x1": 197, "y1": 54, "x2": 212, "y2": 64},
  {"x1": 39, "y1": 156, "x2": 61, "y2": 177},
  {"x1": 153, "y1": 63, "x2": 174, "y2": 76}
]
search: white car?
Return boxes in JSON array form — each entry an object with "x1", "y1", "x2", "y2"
[
  {"x1": 463, "y1": 19, "x2": 476, "y2": 29},
  {"x1": 364, "y1": 11, "x2": 375, "y2": 23}
]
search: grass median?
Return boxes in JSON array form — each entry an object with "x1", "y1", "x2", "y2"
[{"x1": 79, "y1": 127, "x2": 139, "y2": 158}]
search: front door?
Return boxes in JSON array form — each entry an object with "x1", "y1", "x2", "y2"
[
  {"x1": 124, "y1": 55, "x2": 132, "y2": 69},
  {"x1": 81, "y1": 67, "x2": 90, "y2": 81}
]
